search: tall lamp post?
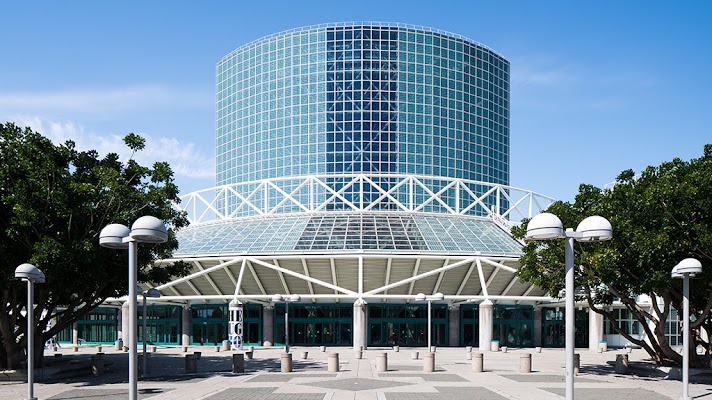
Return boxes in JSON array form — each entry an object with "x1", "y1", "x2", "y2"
[
  {"x1": 100, "y1": 217, "x2": 167, "y2": 400},
  {"x1": 671, "y1": 257, "x2": 702, "y2": 400},
  {"x1": 272, "y1": 294, "x2": 301, "y2": 353},
  {"x1": 526, "y1": 213, "x2": 612, "y2": 400},
  {"x1": 415, "y1": 292, "x2": 444, "y2": 352},
  {"x1": 15, "y1": 263, "x2": 45, "y2": 400},
  {"x1": 139, "y1": 287, "x2": 160, "y2": 376}
]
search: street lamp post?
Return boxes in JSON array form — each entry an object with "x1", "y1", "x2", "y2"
[
  {"x1": 15, "y1": 263, "x2": 45, "y2": 400},
  {"x1": 671, "y1": 258, "x2": 702, "y2": 400},
  {"x1": 415, "y1": 292, "x2": 444, "y2": 352},
  {"x1": 272, "y1": 294, "x2": 301, "y2": 353},
  {"x1": 100, "y1": 217, "x2": 167, "y2": 400},
  {"x1": 139, "y1": 287, "x2": 160, "y2": 376},
  {"x1": 526, "y1": 213, "x2": 612, "y2": 400}
]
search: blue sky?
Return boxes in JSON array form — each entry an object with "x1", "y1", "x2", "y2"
[{"x1": 1, "y1": 1, "x2": 710, "y2": 202}]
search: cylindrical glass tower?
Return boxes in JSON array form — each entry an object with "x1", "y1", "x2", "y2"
[{"x1": 216, "y1": 23, "x2": 509, "y2": 192}]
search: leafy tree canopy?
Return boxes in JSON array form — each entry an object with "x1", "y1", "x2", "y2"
[
  {"x1": 0, "y1": 122, "x2": 190, "y2": 368},
  {"x1": 513, "y1": 144, "x2": 712, "y2": 366}
]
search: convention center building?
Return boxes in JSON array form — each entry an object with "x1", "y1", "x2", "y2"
[{"x1": 60, "y1": 23, "x2": 676, "y2": 352}]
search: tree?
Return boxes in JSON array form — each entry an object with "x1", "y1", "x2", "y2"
[
  {"x1": 513, "y1": 144, "x2": 712, "y2": 367},
  {"x1": 0, "y1": 123, "x2": 190, "y2": 369}
]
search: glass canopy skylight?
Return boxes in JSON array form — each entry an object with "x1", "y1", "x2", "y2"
[{"x1": 175, "y1": 213, "x2": 523, "y2": 256}]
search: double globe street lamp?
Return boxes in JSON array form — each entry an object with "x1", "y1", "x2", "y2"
[
  {"x1": 526, "y1": 213, "x2": 612, "y2": 400},
  {"x1": 100, "y1": 216, "x2": 167, "y2": 400},
  {"x1": 671, "y1": 257, "x2": 702, "y2": 400},
  {"x1": 272, "y1": 294, "x2": 301, "y2": 353},
  {"x1": 15, "y1": 263, "x2": 45, "y2": 400},
  {"x1": 415, "y1": 292, "x2": 444, "y2": 352}
]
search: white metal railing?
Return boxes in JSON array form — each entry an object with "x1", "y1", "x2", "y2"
[{"x1": 174, "y1": 174, "x2": 555, "y2": 226}]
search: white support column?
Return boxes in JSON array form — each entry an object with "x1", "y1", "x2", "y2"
[
  {"x1": 263, "y1": 306, "x2": 274, "y2": 346},
  {"x1": 181, "y1": 306, "x2": 190, "y2": 346},
  {"x1": 73, "y1": 322, "x2": 79, "y2": 346},
  {"x1": 353, "y1": 299, "x2": 368, "y2": 350},
  {"x1": 122, "y1": 302, "x2": 129, "y2": 345},
  {"x1": 479, "y1": 300, "x2": 493, "y2": 352},
  {"x1": 588, "y1": 307, "x2": 604, "y2": 351}
]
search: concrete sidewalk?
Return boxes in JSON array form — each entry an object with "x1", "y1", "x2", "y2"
[{"x1": 1, "y1": 346, "x2": 709, "y2": 399}]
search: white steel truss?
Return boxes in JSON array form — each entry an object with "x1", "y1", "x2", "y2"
[
  {"x1": 174, "y1": 174, "x2": 554, "y2": 228},
  {"x1": 112, "y1": 253, "x2": 554, "y2": 306}
]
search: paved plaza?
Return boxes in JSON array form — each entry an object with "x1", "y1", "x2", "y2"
[{"x1": 1, "y1": 346, "x2": 710, "y2": 399}]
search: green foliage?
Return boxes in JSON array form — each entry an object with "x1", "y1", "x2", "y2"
[
  {"x1": 0, "y1": 122, "x2": 190, "y2": 368},
  {"x1": 514, "y1": 145, "x2": 712, "y2": 366}
]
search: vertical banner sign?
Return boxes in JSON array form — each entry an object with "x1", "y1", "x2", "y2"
[{"x1": 229, "y1": 302, "x2": 243, "y2": 350}]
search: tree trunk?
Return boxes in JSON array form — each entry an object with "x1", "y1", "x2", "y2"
[{"x1": 2, "y1": 337, "x2": 22, "y2": 370}]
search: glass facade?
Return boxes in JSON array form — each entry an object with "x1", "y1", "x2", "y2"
[
  {"x1": 492, "y1": 305, "x2": 534, "y2": 347},
  {"x1": 57, "y1": 307, "x2": 118, "y2": 344},
  {"x1": 459, "y1": 304, "x2": 479, "y2": 347},
  {"x1": 542, "y1": 308, "x2": 590, "y2": 348},
  {"x1": 138, "y1": 305, "x2": 182, "y2": 345},
  {"x1": 367, "y1": 304, "x2": 448, "y2": 347},
  {"x1": 216, "y1": 23, "x2": 509, "y2": 212},
  {"x1": 274, "y1": 303, "x2": 353, "y2": 346}
]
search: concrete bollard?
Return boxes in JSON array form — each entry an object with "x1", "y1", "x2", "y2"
[
  {"x1": 491, "y1": 341, "x2": 499, "y2": 352},
  {"x1": 520, "y1": 353, "x2": 532, "y2": 373},
  {"x1": 222, "y1": 340, "x2": 230, "y2": 351},
  {"x1": 466, "y1": 346, "x2": 472, "y2": 353},
  {"x1": 430, "y1": 346, "x2": 437, "y2": 353},
  {"x1": 355, "y1": 350, "x2": 363, "y2": 359},
  {"x1": 393, "y1": 345, "x2": 399, "y2": 352},
  {"x1": 501, "y1": 346, "x2": 508, "y2": 353},
  {"x1": 91, "y1": 354, "x2": 104, "y2": 375},
  {"x1": 194, "y1": 351, "x2": 202, "y2": 360},
  {"x1": 320, "y1": 346, "x2": 326, "y2": 352},
  {"x1": 151, "y1": 346, "x2": 157, "y2": 353},
  {"x1": 214, "y1": 346, "x2": 220, "y2": 352},
  {"x1": 123, "y1": 346, "x2": 128, "y2": 353},
  {"x1": 301, "y1": 351, "x2": 309, "y2": 360},
  {"x1": 73, "y1": 346, "x2": 79, "y2": 353},
  {"x1": 185, "y1": 354, "x2": 198, "y2": 373},
  {"x1": 281, "y1": 352, "x2": 293, "y2": 373},
  {"x1": 411, "y1": 351, "x2": 419, "y2": 360},
  {"x1": 232, "y1": 353, "x2": 244, "y2": 373},
  {"x1": 574, "y1": 353, "x2": 580, "y2": 375},
  {"x1": 535, "y1": 347, "x2": 542, "y2": 353},
  {"x1": 115, "y1": 340, "x2": 123, "y2": 351},
  {"x1": 597, "y1": 346, "x2": 603, "y2": 353},
  {"x1": 97, "y1": 346, "x2": 102, "y2": 352},
  {"x1": 423, "y1": 352, "x2": 435, "y2": 372},
  {"x1": 466, "y1": 352, "x2": 472, "y2": 360},
  {"x1": 615, "y1": 354, "x2": 629, "y2": 374},
  {"x1": 183, "y1": 346, "x2": 189, "y2": 353},
  {"x1": 376, "y1": 352, "x2": 388, "y2": 372},
  {"x1": 472, "y1": 352, "x2": 484, "y2": 372},
  {"x1": 328, "y1": 352, "x2": 340, "y2": 372},
  {"x1": 599, "y1": 341, "x2": 608, "y2": 352},
  {"x1": 245, "y1": 347, "x2": 254, "y2": 359}
]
